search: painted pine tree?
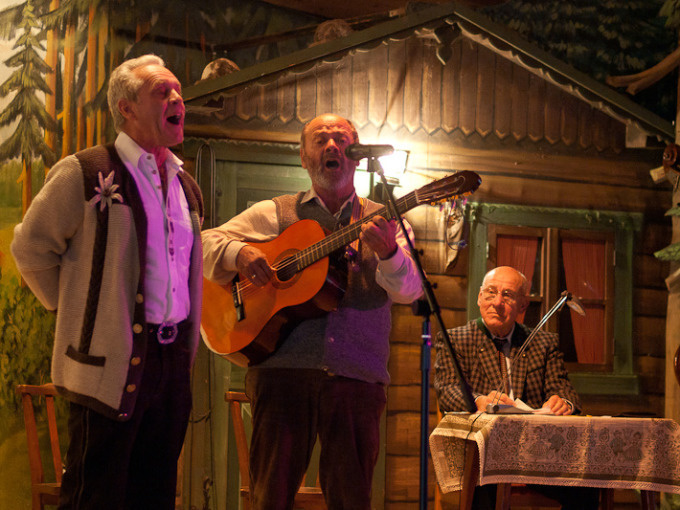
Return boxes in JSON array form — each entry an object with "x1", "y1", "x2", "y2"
[{"x1": 0, "y1": 0, "x2": 56, "y2": 216}]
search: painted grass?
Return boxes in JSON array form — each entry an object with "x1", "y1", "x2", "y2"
[
  {"x1": 0, "y1": 426, "x2": 34, "y2": 510},
  {"x1": 1, "y1": 208, "x2": 23, "y2": 280}
]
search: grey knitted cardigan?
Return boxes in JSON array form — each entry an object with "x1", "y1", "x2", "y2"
[{"x1": 11, "y1": 144, "x2": 203, "y2": 421}]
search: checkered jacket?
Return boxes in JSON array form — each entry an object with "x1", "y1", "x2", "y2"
[{"x1": 433, "y1": 318, "x2": 581, "y2": 413}]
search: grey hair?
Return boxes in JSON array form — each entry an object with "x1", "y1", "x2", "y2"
[{"x1": 107, "y1": 54, "x2": 165, "y2": 132}]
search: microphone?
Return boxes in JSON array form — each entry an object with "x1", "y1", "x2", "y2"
[{"x1": 345, "y1": 143, "x2": 394, "y2": 161}]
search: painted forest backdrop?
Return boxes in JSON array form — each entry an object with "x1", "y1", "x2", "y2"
[
  {"x1": 1, "y1": 0, "x2": 680, "y2": 508},
  {"x1": 0, "y1": 1, "x2": 326, "y2": 507}
]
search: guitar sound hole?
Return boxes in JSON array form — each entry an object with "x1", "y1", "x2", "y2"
[{"x1": 276, "y1": 257, "x2": 297, "y2": 282}]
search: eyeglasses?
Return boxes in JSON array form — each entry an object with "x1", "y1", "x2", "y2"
[{"x1": 480, "y1": 287, "x2": 518, "y2": 305}]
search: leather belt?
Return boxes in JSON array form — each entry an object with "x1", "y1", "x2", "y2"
[{"x1": 148, "y1": 321, "x2": 185, "y2": 345}]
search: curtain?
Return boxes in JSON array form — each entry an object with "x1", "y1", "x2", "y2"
[
  {"x1": 497, "y1": 235, "x2": 539, "y2": 324},
  {"x1": 561, "y1": 238, "x2": 605, "y2": 364}
]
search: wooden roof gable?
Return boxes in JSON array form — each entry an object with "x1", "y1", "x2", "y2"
[{"x1": 184, "y1": 2, "x2": 673, "y2": 153}]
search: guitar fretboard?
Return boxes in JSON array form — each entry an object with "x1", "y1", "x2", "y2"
[
  {"x1": 272, "y1": 170, "x2": 479, "y2": 281},
  {"x1": 289, "y1": 191, "x2": 419, "y2": 274}
]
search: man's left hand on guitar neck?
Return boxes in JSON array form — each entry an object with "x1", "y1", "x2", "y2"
[{"x1": 360, "y1": 216, "x2": 398, "y2": 260}]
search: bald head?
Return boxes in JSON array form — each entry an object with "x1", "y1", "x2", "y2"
[{"x1": 478, "y1": 266, "x2": 529, "y2": 337}]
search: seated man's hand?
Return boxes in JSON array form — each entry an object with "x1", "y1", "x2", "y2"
[
  {"x1": 543, "y1": 395, "x2": 573, "y2": 415},
  {"x1": 476, "y1": 391, "x2": 515, "y2": 412}
]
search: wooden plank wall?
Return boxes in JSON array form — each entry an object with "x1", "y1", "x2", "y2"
[{"x1": 186, "y1": 35, "x2": 630, "y2": 155}]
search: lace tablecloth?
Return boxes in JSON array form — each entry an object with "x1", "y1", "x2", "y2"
[{"x1": 429, "y1": 413, "x2": 680, "y2": 494}]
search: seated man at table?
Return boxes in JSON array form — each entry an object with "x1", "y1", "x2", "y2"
[{"x1": 433, "y1": 266, "x2": 599, "y2": 510}]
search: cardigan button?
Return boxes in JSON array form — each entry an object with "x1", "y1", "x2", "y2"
[
  {"x1": 136, "y1": 293, "x2": 144, "y2": 304},
  {"x1": 132, "y1": 323, "x2": 143, "y2": 334},
  {"x1": 130, "y1": 357, "x2": 141, "y2": 366},
  {"x1": 126, "y1": 384, "x2": 137, "y2": 393}
]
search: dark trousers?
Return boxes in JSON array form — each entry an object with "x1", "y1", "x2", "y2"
[
  {"x1": 473, "y1": 483, "x2": 601, "y2": 510},
  {"x1": 58, "y1": 332, "x2": 193, "y2": 510},
  {"x1": 245, "y1": 368, "x2": 387, "y2": 510}
]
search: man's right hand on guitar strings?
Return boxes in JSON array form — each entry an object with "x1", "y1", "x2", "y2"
[{"x1": 236, "y1": 245, "x2": 274, "y2": 286}]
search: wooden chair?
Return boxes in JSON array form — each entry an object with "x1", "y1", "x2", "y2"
[
  {"x1": 496, "y1": 483, "x2": 562, "y2": 510},
  {"x1": 434, "y1": 449, "x2": 563, "y2": 510},
  {"x1": 225, "y1": 391, "x2": 326, "y2": 510},
  {"x1": 16, "y1": 383, "x2": 63, "y2": 510}
]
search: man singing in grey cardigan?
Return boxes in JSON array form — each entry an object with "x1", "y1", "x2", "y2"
[{"x1": 12, "y1": 54, "x2": 203, "y2": 510}]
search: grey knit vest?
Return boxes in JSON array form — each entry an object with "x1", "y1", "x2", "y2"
[{"x1": 253, "y1": 192, "x2": 393, "y2": 384}]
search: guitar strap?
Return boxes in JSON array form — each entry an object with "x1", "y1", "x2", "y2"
[{"x1": 345, "y1": 196, "x2": 366, "y2": 269}]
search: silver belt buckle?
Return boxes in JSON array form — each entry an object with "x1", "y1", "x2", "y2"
[{"x1": 157, "y1": 322, "x2": 178, "y2": 344}]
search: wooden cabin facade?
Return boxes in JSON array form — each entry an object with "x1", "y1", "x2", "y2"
[{"x1": 180, "y1": 4, "x2": 672, "y2": 508}]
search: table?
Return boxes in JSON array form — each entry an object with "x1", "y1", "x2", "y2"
[{"x1": 430, "y1": 413, "x2": 680, "y2": 510}]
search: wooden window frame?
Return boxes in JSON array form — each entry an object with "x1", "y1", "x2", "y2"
[
  {"x1": 465, "y1": 202, "x2": 642, "y2": 395},
  {"x1": 488, "y1": 225, "x2": 616, "y2": 372}
]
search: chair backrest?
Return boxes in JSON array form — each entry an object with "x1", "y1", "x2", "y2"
[
  {"x1": 224, "y1": 391, "x2": 325, "y2": 509},
  {"x1": 16, "y1": 383, "x2": 63, "y2": 510},
  {"x1": 225, "y1": 391, "x2": 251, "y2": 489}
]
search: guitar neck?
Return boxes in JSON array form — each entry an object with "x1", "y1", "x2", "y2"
[{"x1": 296, "y1": 191, "x2": 418, "y2": 270}]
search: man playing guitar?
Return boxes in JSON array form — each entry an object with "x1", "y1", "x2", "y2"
[{"x1": 202, "y1": 113, "x2": 423, "y2": 509}]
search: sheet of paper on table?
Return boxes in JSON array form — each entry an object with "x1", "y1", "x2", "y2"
[{"x1": 485, "y1": 398, "x2": 553, "y2": 415}]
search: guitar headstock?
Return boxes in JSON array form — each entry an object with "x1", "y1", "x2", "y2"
[{"x1": 415, "y1": 171, "x2": 481, "y2": 206}]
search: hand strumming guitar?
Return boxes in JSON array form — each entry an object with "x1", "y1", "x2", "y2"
[
  {"x1": 360, "y1": 216, "x2": 398, "y2": 260},
  {"x1": 236, "y1": 245, "x2": 274, "y2": 287}
]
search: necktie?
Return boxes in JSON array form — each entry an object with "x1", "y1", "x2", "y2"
[{"x1": 493, "y1": 338, "x2": 509, "y2": 394}]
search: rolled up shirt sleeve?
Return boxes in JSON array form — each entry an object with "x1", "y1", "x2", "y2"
[
  {"x1": 375, "y1": 218, "x2": 423, "y2": 304},
  {"x1": 201, "y1": 200, "x2": 279, "y2": 284}
]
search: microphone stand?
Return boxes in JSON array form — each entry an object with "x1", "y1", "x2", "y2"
[{"x1": 366, "y1": 156, "x2": 476, "y2": 510}]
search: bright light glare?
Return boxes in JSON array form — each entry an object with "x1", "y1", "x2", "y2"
[{"x1": 357, "y1": 150, "x2": 408, "y2": 177}]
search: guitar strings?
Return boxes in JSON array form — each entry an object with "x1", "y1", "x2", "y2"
[
  {"x1": 231, "y1": 178, "x2": 467, "y2": 298},
  {"x1": 233, "y1": 193, "x2": 418, "y2": 298},
  {"x1": 233, "y1": 218, "x2": 371, "y2": 298}
]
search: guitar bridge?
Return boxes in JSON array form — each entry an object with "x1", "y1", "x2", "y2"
[{"x1": 232, "y1": 279, "x2": 245, "y2": 322}]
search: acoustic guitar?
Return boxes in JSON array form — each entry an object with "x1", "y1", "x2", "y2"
[{"x1": 201, "y1": 170, "x2": 481, "y2": 366}]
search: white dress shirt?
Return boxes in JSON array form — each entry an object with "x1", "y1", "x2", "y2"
[{"x1": 115, "y1": 132, "x2": 193, "y2": 324}]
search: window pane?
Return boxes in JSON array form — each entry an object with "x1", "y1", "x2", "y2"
[
  {"x1": 558, "y1": 305, "x2": 607, "y2": 366},
  {"x1": 523, "y1": 301, "x2": 542, "y2": 329},
  {"x1": 496, "y1": 234, "x2": 539, "y2": 291},
  {"x1": 561, "y1": 238, "x2": 605, "y2": 300},
  {"x1": 560, "y1": 237, "x2": 607, "y2": 366},
  {"x1": 497, "y1": 234, "x2": 541, "y2": 325}
]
